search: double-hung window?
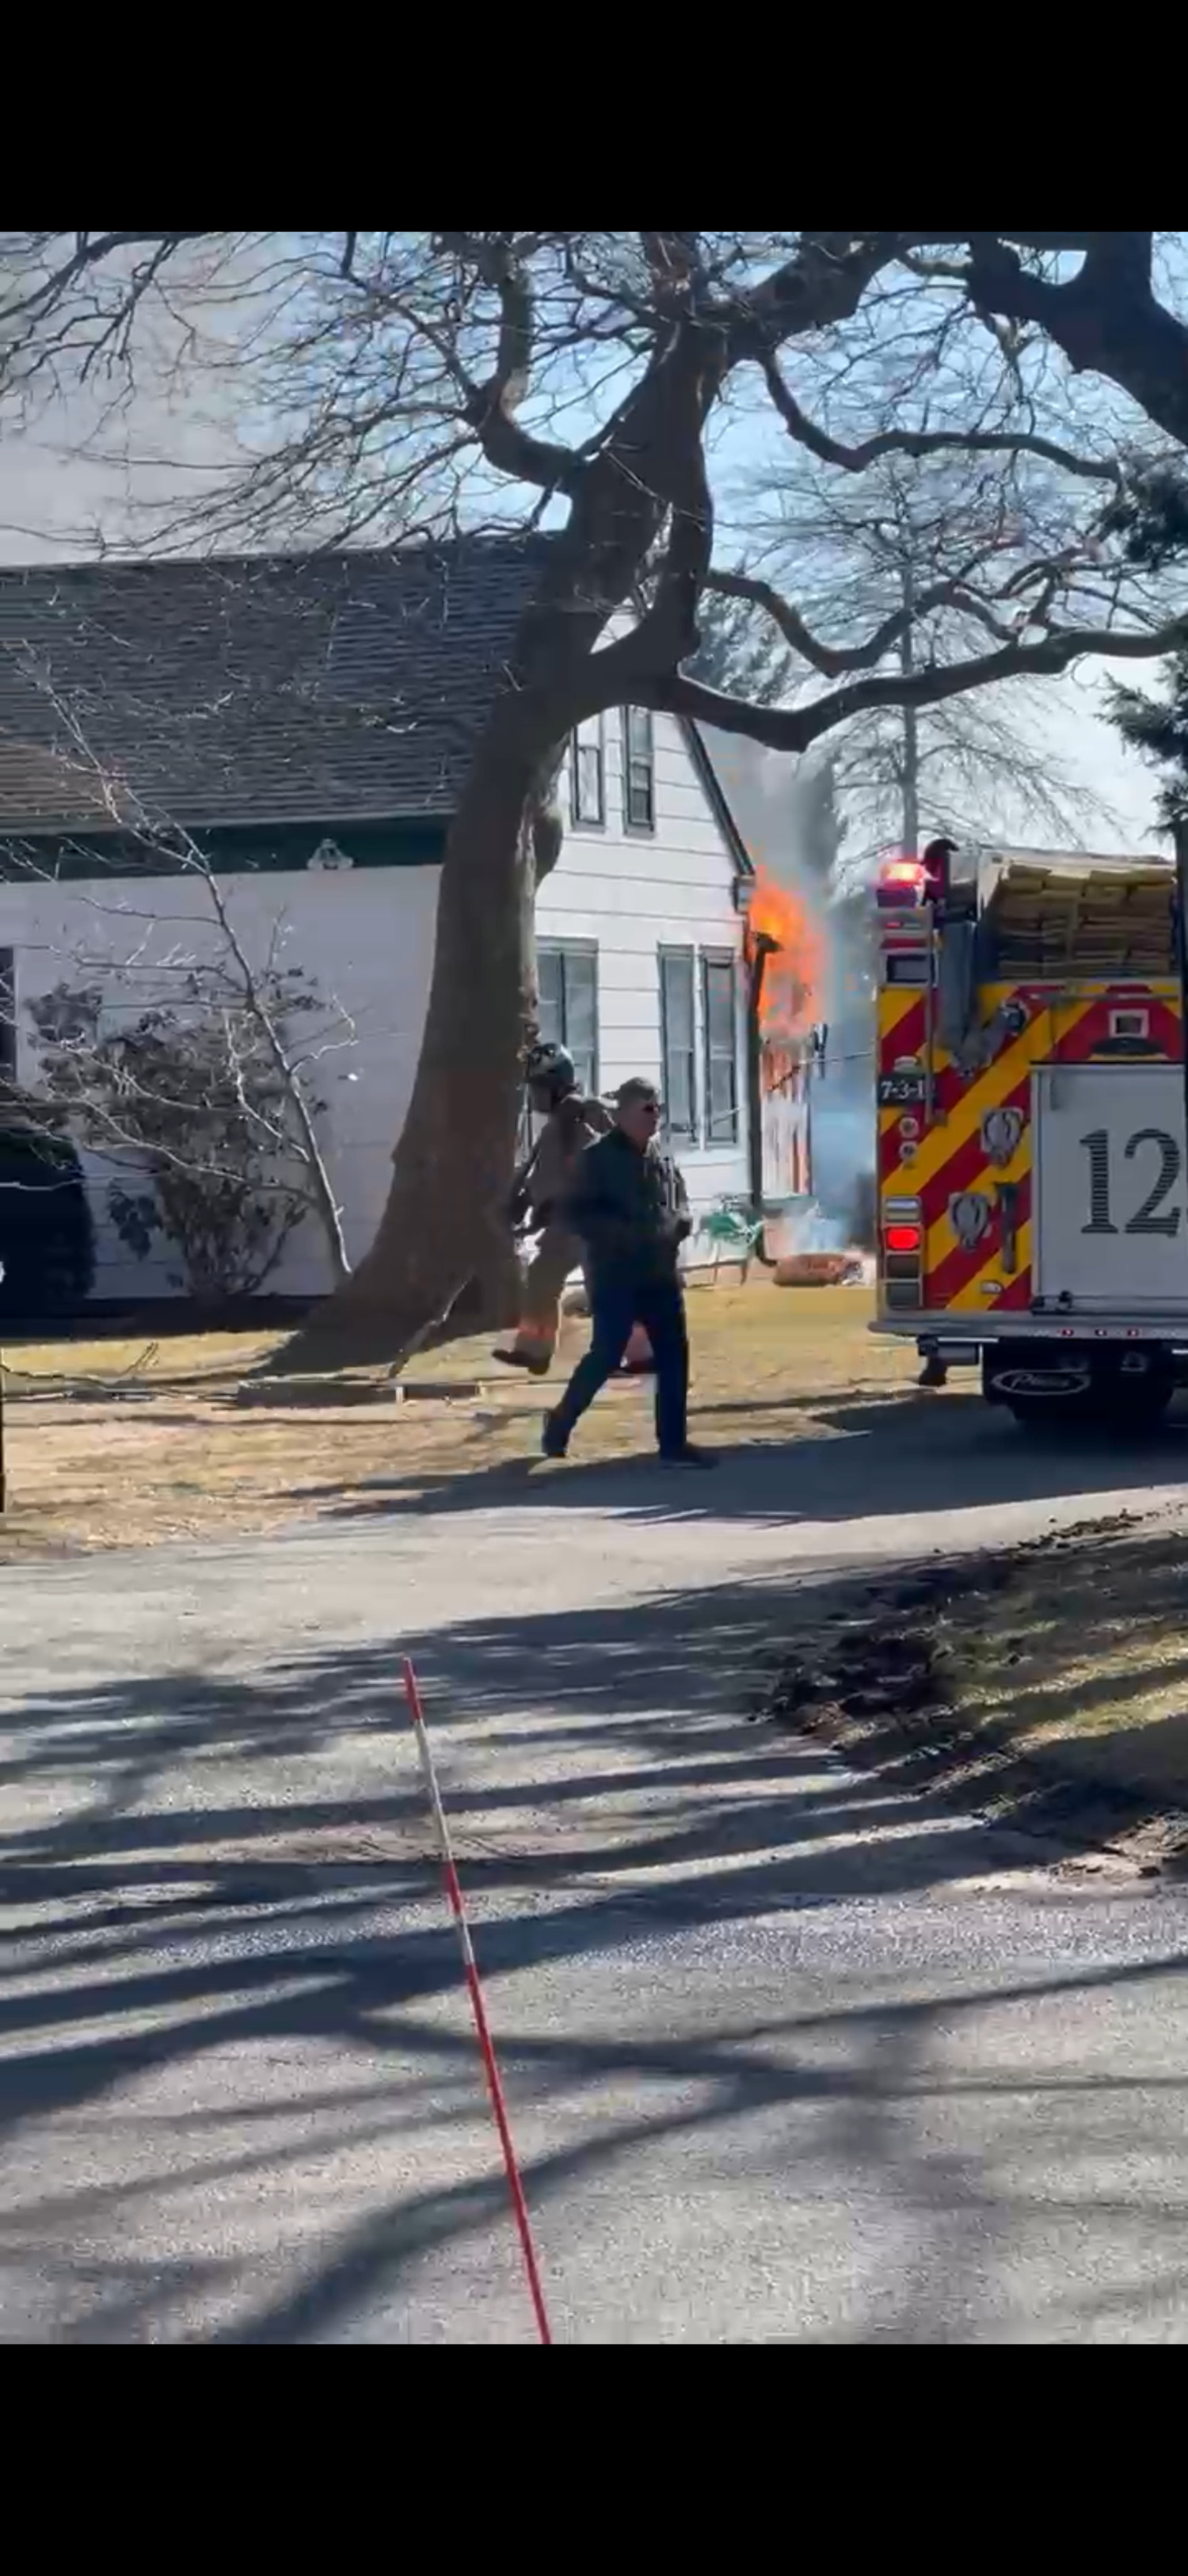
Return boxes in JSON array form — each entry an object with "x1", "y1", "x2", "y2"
[
  {"x1": 569, "y1": 715, "x2": 604, "y2": 828},
  {"x1": 623, "y1": 707, "x2": 656, "y2": 832},
  {"x1": 537, "y1": 939, "x2": 599, "y2": 1096},
  {"x1": 701, "y1": 951, "x2": 739, "y2": 1144},
  {"x1": 659, "y1": 946, "x2": 697, "y2": 1141}
]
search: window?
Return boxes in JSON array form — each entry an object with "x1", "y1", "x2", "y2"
[
  {"x1": 537, "y1": 940, "x2": 599, "y2": 1096},
  {"x1": 623, "y1": 706, "x2": 656, "y2": 831},
  {"x1": 0, "y1": 951, "x2": 14, "y2": 1083},
  {"x1": 569, "y1": 714, "x2": 604, "y2": 827},
  {"x1": 660, "y1": 947, "x2": 697, "y2": 1141},
  {"x1": 702, "y1": 951, "x2": 739, "y2": 1144}
]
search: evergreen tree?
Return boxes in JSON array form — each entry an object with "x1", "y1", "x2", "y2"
[{"x1": 1109, "y1": 471, "x2": 1188, "y2": 833}]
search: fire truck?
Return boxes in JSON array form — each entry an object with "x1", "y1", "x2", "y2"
[{"x1": 872, "y1": 836, "x2": 1188, "y2": 1426}]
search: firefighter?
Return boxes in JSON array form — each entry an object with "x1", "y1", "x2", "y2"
[{"x1": 493, "y1": 1041, "x2": 611, "y2": 1378}]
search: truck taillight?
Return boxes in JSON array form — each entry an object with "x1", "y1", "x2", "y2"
[{"x1": 881, "y1": 1197, "x2": 924, "y2": 1309}]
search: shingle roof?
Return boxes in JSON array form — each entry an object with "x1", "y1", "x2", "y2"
[{"x1": 0, "y1": 535, "x2": 553, "y2": 834}]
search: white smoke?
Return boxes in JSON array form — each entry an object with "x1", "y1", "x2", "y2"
[{"x1": 703, "y1": 731, "x2": 875, "y2": 1237}]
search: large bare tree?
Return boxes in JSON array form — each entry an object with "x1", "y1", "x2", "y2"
[
  {"x1": 722, "y1": 442, "x2": 1143, "y2": 863},
  {"x1": 2, "y1": 232, "x2": 1186, "y2": 1362}
]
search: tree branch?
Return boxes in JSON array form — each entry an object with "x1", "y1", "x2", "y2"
[
  {"x1": 760, "y1": 352, "x2": 1120, "y2": 483},
  {"x1": 433, "y1": 231, "x2": 583, "y2": 493},
  {"x1": 705, "y1": 563, "x2": 1028, "y2": 680},
  {"x1": 642, "y1": 612, "x2": 1188, "y2": 758},
  {"x1": 965, "y1": 233, "x2": 1188, "y2": 450}
]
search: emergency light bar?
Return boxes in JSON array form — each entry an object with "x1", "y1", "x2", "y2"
[
  {"x1": 875, "y1": 839, "x2": 955, "y2": 909},
  {"x1": 877, "y1": 858, "x2": 928, "y2": 906}
]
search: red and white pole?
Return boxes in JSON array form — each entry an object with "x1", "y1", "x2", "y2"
[{"x1": 401, "y1": 1655, "x2": 553, "y2": 2346}]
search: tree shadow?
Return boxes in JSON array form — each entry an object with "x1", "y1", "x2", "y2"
[
  {"x1": 307, "y1": 1386, "x2": 1188, "y2": 1532},
  {"x1": 6, "y1": 1541, "x2": 1188, "y2": 2338}
]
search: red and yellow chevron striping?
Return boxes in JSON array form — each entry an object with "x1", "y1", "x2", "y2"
[{"x1": 878, "y1": 980, "x2": 1182, "y2": 1315}]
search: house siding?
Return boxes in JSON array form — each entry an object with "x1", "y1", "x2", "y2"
[
  {"x1": 0, "y1": 710, "x2": 748, "y2": 1303},
  {"x1": 543, "y1": 710, "x2": 749, "y2": 1209}
]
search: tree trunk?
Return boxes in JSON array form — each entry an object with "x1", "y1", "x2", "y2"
[
  {"x1": 281, "y1": 713, "x2": 546, "y2": 1370},
  {"x1": 898, "y1": 561, "x2": 920, "y2": 854}
]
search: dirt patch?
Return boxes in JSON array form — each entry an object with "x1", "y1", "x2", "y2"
[{"x1": 760, "y1": 1508, "x2": 1188, "y2": 1873}]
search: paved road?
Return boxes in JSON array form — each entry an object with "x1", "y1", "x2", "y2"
[{"x1": 3, "y1": 1389, "x2": 1188, "y2": 2342}]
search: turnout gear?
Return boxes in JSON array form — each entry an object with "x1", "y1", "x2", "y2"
[
  {"x1": 495, "y1": 1084, "x2": 612, "y2": 1376},
  {"x1": 523, "y1": 1040, "x2": 577, "y2": 1107}
]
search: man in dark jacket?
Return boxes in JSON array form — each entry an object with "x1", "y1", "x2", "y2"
[{"x1": 542, "y1": 1077, "x2": 714, "y2": 1467}]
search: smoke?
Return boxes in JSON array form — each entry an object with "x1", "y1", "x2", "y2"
[{"x1": 704, "y1": 731, "x2": 874, "y2": 1233}]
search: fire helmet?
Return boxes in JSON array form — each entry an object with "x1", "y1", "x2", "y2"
[{"x1": 524, "y1": 1040, "x2": 577, "y2": 1104}]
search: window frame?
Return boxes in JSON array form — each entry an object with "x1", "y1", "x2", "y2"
[
  {"x1": 622, "y1": 705, "x2": 656, "y2": 833},
  {"x1": 701, "y1": 948, "x2": 740, "y2": 1145},
  {"x1": 569, "y1": 713, "x2": 605, "y2": 829},
  {"x1": 536, "y1": 937, "x2": 600, "y2": 1098},
  {"x1": 0, "y1": 949, "x2": 15, "y2": 1084},
  {"x1": 659, "y1": 943, "x2": 698, "y2": 1144}
]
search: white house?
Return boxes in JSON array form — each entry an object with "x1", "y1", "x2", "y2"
[{"x1": 0, "y1": 538, "x2": 758, "y2": 1309}]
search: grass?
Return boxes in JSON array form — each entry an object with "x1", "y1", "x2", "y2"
[
  {"x1": 0, "y1": 1281, "x2": 912, "y2": 1559},
  {"x1": 766, "y1": 1509, "x2": 1188, "y2": 1858},
  {"x1": 937, "y1": 1524, "x2": 1188, "y2": 1804}
]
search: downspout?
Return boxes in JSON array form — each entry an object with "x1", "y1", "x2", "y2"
[{"x1": 746, "y1": 930, "x2": 780, "y2": 1259}]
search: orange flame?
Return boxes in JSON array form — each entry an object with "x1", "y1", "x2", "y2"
[{"x1": 746, "y1": 863, "x2": 824, "y2": 1043}]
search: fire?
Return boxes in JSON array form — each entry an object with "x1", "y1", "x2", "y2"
[{"x1": 746, "y1": 863, "x2": 824, "y2": 1042}]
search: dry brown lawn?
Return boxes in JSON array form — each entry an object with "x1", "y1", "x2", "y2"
[
  {"x1": 935, "y1": 1522, "x2": 1188, "y2": 1808},
  {"x1": 0, "y1": 1281, "x2": 912, "y2": 1558}
]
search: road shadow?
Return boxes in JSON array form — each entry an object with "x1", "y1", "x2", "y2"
[
  {"x1": 305, "y1": 1384, "x2": 1188, "y2": 1532},
  {"x1": 6, "y1": 1551, "x2": 1188, "y2": 2340}
]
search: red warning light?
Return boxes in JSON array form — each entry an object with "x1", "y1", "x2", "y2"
[
  {"x1": 876, "y1": 857, "x2": 928, "y2": 909},
  {"x1": 885, "y1": 1223, "x2": 923, "y2": 1253}
]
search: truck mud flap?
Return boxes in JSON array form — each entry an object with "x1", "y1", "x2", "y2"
[
  {"x1": 984, "y1": 1358, "x2": 1092, "y2": 1405},
  {"x1": 983, "y1": 1342, "x2": 1175, "y2": 1423}
]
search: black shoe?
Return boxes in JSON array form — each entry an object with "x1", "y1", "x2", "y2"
[
  {"x1": 541, "y1": 1411, "x2": 569, "y2": 1460},
  {"x1": 494, "y1": 1347, "x2": 552, "y2": 1379},
  {"x1": 657, "y1": 1443, "x2": 717, "y2": 1468}
]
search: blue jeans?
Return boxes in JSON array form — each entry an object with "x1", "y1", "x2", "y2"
[{"x1": 551, "y1": 1273, "x2": 689, "y2": 1454}]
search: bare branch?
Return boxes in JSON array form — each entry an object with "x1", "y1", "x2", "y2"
[
  {"x1": 759, "y1": 352, "x2": 1120, "y2": 484},
  {"x1": 644, "y1": 612, "x2": 1188, "y2": 756},
  {"x1": 704, "y1": 563, "x2": 1026, "y2": 680},
  {"x1": 965, "y1": 234, "x2": 1188, "y2": 449},
  {"x1": 433, "y1": 232, "x2": 584, "y2": 493}
]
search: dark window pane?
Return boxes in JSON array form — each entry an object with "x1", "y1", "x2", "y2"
[
  {"x1": 661, "y1": 948, "x2": 697, "y2": 1140},
  {"x1": 537, "y1": 947, "x2": 565, "y2": 1052},
  {"x1": 0, "y1": 951, "x2": 13, "y2": 1080},
  {"x1": 623, "y1": 707, "x2": 655, "y2": 830},
  {"x1": 702, "y1": 955, "x2": 738, "y2": 1143},
  {"x1": 563, "y1": 951, "x2": 598, "y2": 1094},
  {"x1": 536, "y1": 942, "x2": 598, "y2": 1096},
  {"x1": 571, "y1": 717, "x2": 604, "y2": 826}
]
